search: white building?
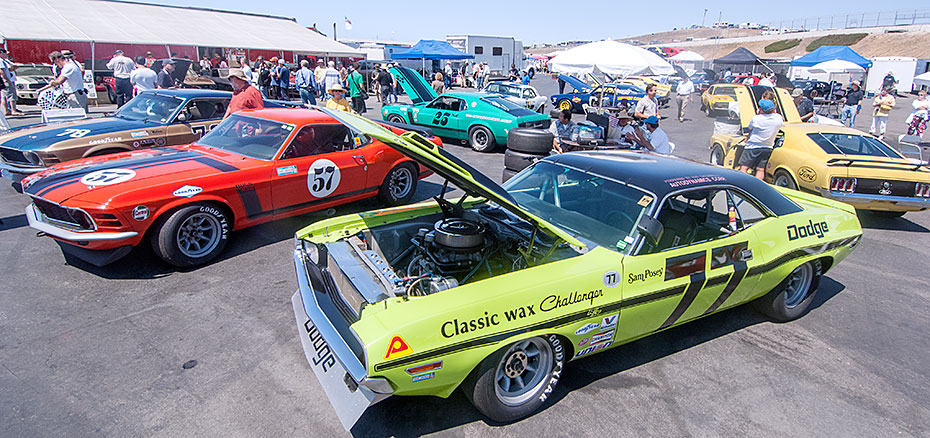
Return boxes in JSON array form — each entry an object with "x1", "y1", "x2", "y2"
[{"x1": 446, "y1": 35, "x2": 524, "y2": 74}]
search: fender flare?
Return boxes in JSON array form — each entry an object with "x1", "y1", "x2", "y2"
[
  {"x1": 770, "y1": 165, "x2": 799, "y2": 187},
  {"x1": 148, "y1": 195, "x2": 236, "y2": 232},
  {"x1": 83, "y1": 144, "x2": 134, "y2": 158}
]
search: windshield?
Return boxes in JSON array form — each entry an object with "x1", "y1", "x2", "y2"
[
  {"x1": 808, "y1": 133, "x2": 903, "y2": 158},
  {"x1": 114, "y1": 93, "x2": 184, "y2": 122},
  {"x1": 16, "y1": 66, "x2": 54, "y2": 76},
  {"x1": 196, "y1": 114, "x2": 296, "y2": 160},
  {"x1": 483, "y1": 96, "x2": 525, "y2": 111},
  {"x1": 504, "y1": 161, "x2": 653, "y2": 253}
]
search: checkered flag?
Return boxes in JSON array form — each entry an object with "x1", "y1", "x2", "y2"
[{"x1": 608, "y1": 114, "x2": 619, "y2": 129}]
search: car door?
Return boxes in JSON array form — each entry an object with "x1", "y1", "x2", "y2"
[
  {"x1": 164, "y1": 98, "x2": 229, "y2": 146},
  {"x1": 270, "y1": 124, "x2": 371, "y2": 218},
  {"x1": 616, "y1": 187, "x2": 767, "y2": 343},
  {"x1": 415, "y1": 96, "x2": 463, "y2": 135}
]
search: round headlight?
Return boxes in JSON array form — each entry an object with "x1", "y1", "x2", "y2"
[
  {"x1": 16, "y1": 83, "x2": 24, "y2": 90},
  {"x1": 24, "y1": 152, "x2": 43, "y2": 166}
]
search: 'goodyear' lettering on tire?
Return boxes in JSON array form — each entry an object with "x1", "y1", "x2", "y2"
[
  {"x1": 539, "y1": 335, "x2": 563, "y2": 403},
  {"x1": 199, "y1": 205, "x2": 229, "y2": 240}
]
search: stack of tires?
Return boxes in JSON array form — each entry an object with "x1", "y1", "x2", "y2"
[{"x1": 502, "y1": 128, "x2": 553, "y2": 182}]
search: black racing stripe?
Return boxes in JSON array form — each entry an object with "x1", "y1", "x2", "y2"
[
  {"x1": 27, "y1": 151, "x2": 199, "y2": 196},
  {"x1": 827, "y1": 163, "x2": 927, "y2": 172},
  {"x1": 620, "y1": 284, "x2": 686, "y2": 308},
  {"x1": 257, "y1": 186, "x2": 380, "y2": 219},
  {"x1": 235, "y1": 184, "x2": 263, "y2": 219},
  {"x1": 193, "y1": 156, "x2": 239, "y2": 173},
  {"x1": 659, "y1": 272, "x2": 707, "y2": 330},
  {"x1": 703, "y1": 261, "x2": 747, "y2": 316},
  {"x1": 705, "y1": 273, "x2": 732, "y2": 288},
  {"x1": 746, "y1": 236, "x2": 855, "y2": 278}
]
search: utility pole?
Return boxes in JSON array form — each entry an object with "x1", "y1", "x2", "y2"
[
  {"x1": 711, "y1": 11, "x2": 722, "y2": 62},
  {"x1": 702, "y1": 9, "x2": 708, "y2": 27},
  {"x1": 333, "y1": 23, "x2": 337, "y2": 41}
]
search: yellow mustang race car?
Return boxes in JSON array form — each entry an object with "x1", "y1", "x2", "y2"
[
  {"x1": 709, "y1": 85, "x2": 930, "y2": 217},
  {"x1": 624, "y1": 76, "x2": 672, "y2": 97},
  {"x1": 701, "y1": 83, "x2": 741, "y2": 116}
]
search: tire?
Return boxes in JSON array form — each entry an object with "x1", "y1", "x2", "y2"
[
  {"x1": 773, "y1": 169, "x2": 798, "y2": 190},
  {"x1": 752, "y1": 260, "x2": 822, "y2": 322},
  {"x1": 469, "y1": 125, "x2": 497, "y2": 152},
  {"x1": 502, "y1": 168, "x2": 519, "y2": 182},
  {"x1": 463, "y1": 335, "x2": 564, "y2": 422},
  {"x1": 507, "y1": 128, "x2": 553, "y2": 154},
  {"x1": 106, "y1": 86, "x2": 116, "y2": 105},
  {"x1": 386, "y1": 114, "x2": 406, "y2": 124},
  {"x1": 557, "y1": 99, "x2": 573, "y2": 112},
  {"x1": 504, "y1": 149, "x2": 544, "y2": 171},
  {"x1": 151, "y1": 203, "x2": 230, "y2": 268},
  {"x1": 709, "y1": 144, "x2": 725, "y2": 166},
  {"x1": 378, "y1": 162, "x2": 418, "y2": 206}
]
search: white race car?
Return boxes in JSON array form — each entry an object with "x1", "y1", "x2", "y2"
[
  {"x1": 13, "y1": 63, "x2": 56, "y2": 102},
  {"x1": 484, "y1": 81, "x2": 547, "y2": 113}
]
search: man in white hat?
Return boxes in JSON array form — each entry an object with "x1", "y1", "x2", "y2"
[
  {"x1": 325, "y1": 83, "x2": 352, "y2": 113},
  {"x1": 224, "y1": 69, "x2": 264, "y2": 119},
  {"x1": 841, "y1": 81, "x2": 864, "y2": 128}
]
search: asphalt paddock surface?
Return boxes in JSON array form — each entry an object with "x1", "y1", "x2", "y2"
[{"x1": 2, "y1": 81, "x2": 930, "y2": 437}]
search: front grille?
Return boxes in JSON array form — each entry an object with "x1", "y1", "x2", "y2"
[
  {"x1": 0, "y1": 147, "x2": 29, "y2": 165},
  {"x1": 853, "y1": 178, "x2": 917, "y2": 197},
  {"x1": 28, "y1": 83, "x2": 46, "y2": 90},
  {"x1": 32, "y1": 198, "x2": 94, "y2": 231}
]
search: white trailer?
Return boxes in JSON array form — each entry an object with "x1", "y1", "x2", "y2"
[
  {"x1": 866, "y1": 57, "x2": 917, "y2": 94},
  {"x1": 446, "y1": 35, "x2": 524, "y2": 75}
]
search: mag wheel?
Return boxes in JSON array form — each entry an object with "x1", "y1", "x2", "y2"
[
  {"x1": 378, "y1": 162, "x2": 417, "y2": 206},
  {"x1": 386, "y1": 114, "x2": 406, "y2": 124},
  {"x1": 469, "y1": 125, "x2": 496, "y2": 152},
  {"x1": 773, "y1": 170, "x2": 798, "y2": 189},
  {"x1": 752, "y1": 260, "x2": 822, "y2": 322},
  {"x1": 710, "y1": 145, "x2": 725, "y2": 166},
  {"x1": 152, "y1": 203, "x2": 230, "y2": 267},
  {"x1": 464, "y1": 335, "x2": 564, "y2": 422},
  {"x1": 557, "y1": 99, "x2": 572, "y2": 111}
]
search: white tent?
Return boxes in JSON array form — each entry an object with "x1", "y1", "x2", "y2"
[
  {"x1": 0, "y1": 0, "x2": 361, "y2": 56},
  {"x1": 549, "y1": 40, "x2": 674, "y2": 76},
  {"x1": 670, "y1": 51, "x2": 704, "y2": 62},
  {"x1": 809, "y1": 60, "x2": 866, "y2": 74},
  {"x1": 913, "y1": 71, "x2": 930, "y2": 87}
]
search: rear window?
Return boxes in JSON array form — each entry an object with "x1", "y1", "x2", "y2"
[
  {"x1": 483, "y1": 97, "x2": 524, "y2": 111},
  {"x1": 807, "y1": 133, "x2": 903, "y2": 158},
  {"x1": 716, "y1": 87, "x2": 736, "y2": 96}
]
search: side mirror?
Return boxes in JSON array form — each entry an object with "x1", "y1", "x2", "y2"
[
  {"x1": 176, "y1": 112, "x2": 189, "y2": 122},
  {"x1": 637, "y1": 215, "x2": 664, "y2": 245}
]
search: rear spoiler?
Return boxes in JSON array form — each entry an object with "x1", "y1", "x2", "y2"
[
  {"x1": 827, "y1": 157, "x2": 930, "y2": 172},
  {"x1": 378, "y1": 120, "x2": 435, "y2": 138}
]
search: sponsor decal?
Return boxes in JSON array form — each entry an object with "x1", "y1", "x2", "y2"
[
  {"x1": 577, "y1": 337, "x2": 589, "y2": 347},
  {"x1": 55, "y1": 128, "x2": 91, "y2": 138},
  {"x1": 470, "y1": 102, "x2": 477, "y2": 108},
  {"x1": 155, "y1": 137, "x2": 166, "y2": 146},
  {"x1": 574, "y1": 323, "x2": 600, "y2": 335},
  {"x1": 573, "y1": 340, "x2": 612, "y2": 359},
  {"x1": 539, "y1": 335, "x2": 563, "y2": 403},
  {"x1": 603, "y1": 270, "x2": 620, "y2": 288},
  {"x1": 79, "y1": 169, "x2": 136, "y2": 186},
  {"x1": 384, "y1": 335, "x2": 412, "y2": 360},
  {"x1": 664, "y1": 174, "x2": 726, "y2": 188},
  {"x1": 599, "y1": 314, "x2": 618, "y2": 330},
  {"x1": 307, "y1": 158, "x2": 341, "y2": 198},
  {"x1": 130, "y1": 130, "x2": 148, "y2": 138},
  {"x1": 304, "y1": 321, "x2": 336, "y2": 372},
  {"x1": 132, "y1": 205, "x2": 149, "y2": 221},
  {"x1": 441, "y1": 311, "x2": 501, "y2": 338},
  {"x1": 172, "y1": 185, "x2": 203, "y2": 198},
  {"x1": 787, "y1": 220, "x2": 829, "y2": 241},
  {"x1": 637, "y1": 195, "x2": 653, "y2": 207},
  {"x1": 353, "y1": 137, "x2": 362, "y2": 146},
  {"x1": 798, "y1": 166, "x2": 816, "y2": 182},
  {"x1": 540, "y1": 289, "x2": 604, "y2": 312},
  {"x1": 628, "y1": 267, "x2": 663, "y2": 284},
  {"x1": 88, "y1": 137, "x2": 123, "y2": 145},
  {"x1": 464, "y1": 114, "x2": 504, "y2": 122},
  {"x1": 592, "y1": 330, "x2": 615, "y2": 344},
  {"x1": 276, "y1": 165, "x2": 298, "y2": 176},
  {"x1": 412, "y1": 372, "x2": 434, "y2": 383},
  {"x1": 572, "y1": 97, "x2": 581, "y2": 103}
]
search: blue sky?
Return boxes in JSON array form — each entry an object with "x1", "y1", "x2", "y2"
[{"x1": 148, "y1": 0, "x2": 915, "y2": 44}]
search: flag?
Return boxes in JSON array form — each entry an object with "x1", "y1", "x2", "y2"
[
  {"x1": 344, "y1": 17, "x2": 352, "y2": 31},
  {"x1": 608, "y1": 115, "x2": 619, "y2": 129}
]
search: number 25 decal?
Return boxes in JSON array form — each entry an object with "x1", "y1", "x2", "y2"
[
  {"x1": 306, "y1": 158, "x2": 341, "y2": 198},
  {"x1": 56, "y1": 128, "x2": 91, "y2": 138},
  {"x1": 432, "y1": 112, "x2": 450, "y2": 126}
]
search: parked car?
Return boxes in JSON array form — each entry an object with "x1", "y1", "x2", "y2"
[
  {"x1": 0, "y1": 89, "x2": 297, "y2": 182},
  {"x1": 550, "y1": 75, "x2": 646, "y2": 113},
  {"x1": 290, "y1": 108, "x2": 863, "y2": 430},
  {"x1": 701, "y1": 83, "x2": 742, "y2": 116},
  {"x1": 12, "y1": 63, "x2": 56, "y2": 102},
  {"x1": 381, "y1": 66, "x2": 549, "y2": 152},
  {"x1": 709, "y1": 85, "x2": 930, "y2": 217},
  {"x1": 483, "y1": 81, "x2": 547, "y2": 113},
  {"x1": 18, "y1": 108, "x2": 441, "y2": 267}
]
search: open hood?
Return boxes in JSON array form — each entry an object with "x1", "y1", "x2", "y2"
[
  {"x1": 732, "y1": 85, "x2": 801, "y2": 130},
  {"x1": 557, "y1": 74, "x2": 592, "y2": 93},
  {"x1": 388, "y1": 66, "x2": 438, "y2": 105},
  {"x1": 316, "y1": 107, "x2": 584, "y2": 248}
]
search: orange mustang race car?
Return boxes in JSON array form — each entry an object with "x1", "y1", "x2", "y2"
[{"x1": 18, "y1": 108, "x2": 439, "y2": 267}]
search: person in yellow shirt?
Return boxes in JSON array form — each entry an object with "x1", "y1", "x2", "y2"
[
  {"x1": 870, "y1": 87, "x2": 896, "y2": 139},
  {"x1": 325, "y1": 83, "x2": 353, "y2": 113}
]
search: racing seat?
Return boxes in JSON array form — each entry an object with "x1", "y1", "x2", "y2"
[{"x1": 654, "y1": 208, "x2": 698, "y2": 251}]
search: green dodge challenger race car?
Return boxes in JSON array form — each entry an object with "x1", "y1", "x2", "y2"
[
  {"x1": 291, "y1": 109, "x2": 863, "y2": 429},
  {"x1": 381, "y1": 66, "x2": 549, "y2": 152}
]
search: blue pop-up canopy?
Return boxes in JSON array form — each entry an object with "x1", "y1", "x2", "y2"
[
  {"x1": 790, "y1": 46, "x2": 872, "y2": 68},
  {"x1": 391, "y1": 40, "x2": 474, "y2": 60}
]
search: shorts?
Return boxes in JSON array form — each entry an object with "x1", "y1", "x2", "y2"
[
  {"x1": 739, "y1": 147, "x2": 772, "y2": 169},
  {"x1": 2, "y1": 87, "x2": 17, "y2": 102}
]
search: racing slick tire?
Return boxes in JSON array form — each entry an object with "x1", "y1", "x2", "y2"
[
  {"x1": 502, "y1": 168, "x2": 519, "y2": 182},
  {"x1": 504, "y1": 149, "x2": 543, "y2": 172},
  {"x1": 709, "y1": 144, "x2": 726, "y2": 166},
  {"x1": 386, "y1": 114, "x2": 406, "y2": 124},
  {"x1": 752, "y1": 259, "x2": 822, "y2": 322},
  {"x1": 151, "y1": 203, "x2": 230, "y2": 268},
  {"x1": 463, "y1": 334, "x2": 564, "y2": 423},
  {"x1": 773, "y1": 169, "x2": 798, "y2": 190},
  {"x1": 557, "y1": 99, "x2": 573, "y2": 112},
  {"x1": 469, "y1": 125, "x2": 497, "y2": 152},
  {"x1": 378, "y1": 162, "x2": 418, "y2": 206},
  {"x1": 506, "y1": 128, "x2": 553, "y2": 154}
]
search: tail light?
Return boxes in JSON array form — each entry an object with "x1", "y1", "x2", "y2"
[
  {"x1": 916, "y1": 183, "x2": 930, "y2": 198},
  {"x1": 830, "y1": 177, "x2": 857, "y2": 193}
]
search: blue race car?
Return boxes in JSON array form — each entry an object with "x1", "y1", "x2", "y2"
[{"x1": 550, "y1": 75, "x2": 646, "y2": 113}]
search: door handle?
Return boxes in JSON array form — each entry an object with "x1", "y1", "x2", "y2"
[{"x1": 352, "y1": 154, "x2": 367, "y2": 165}]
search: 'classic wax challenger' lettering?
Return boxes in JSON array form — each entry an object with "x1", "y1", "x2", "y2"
[{"x1": 540, "y1": 289, "x2": 604, "y2": 312}]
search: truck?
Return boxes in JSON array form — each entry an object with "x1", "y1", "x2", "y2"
[
  {"x1": 446, "y1": 35, "x2": 525, "y2": 76},
  {"x1": 865, "y1": 57, "x2": 917, "y2": 95}
]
